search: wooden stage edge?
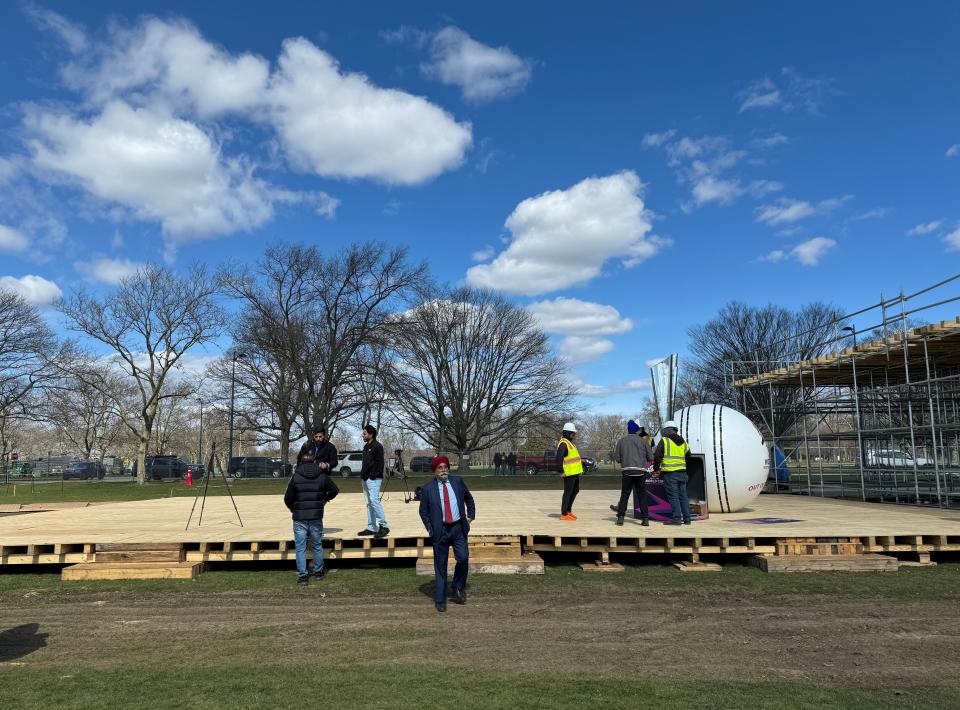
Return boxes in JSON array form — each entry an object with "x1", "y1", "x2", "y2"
[{"x1": 1, "y1": 490, "x2": 960, "y2": 570}]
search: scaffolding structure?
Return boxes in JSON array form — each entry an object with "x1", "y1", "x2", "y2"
[{"x1": 730, "y1": 274, "x2": 960, "y2": 509}]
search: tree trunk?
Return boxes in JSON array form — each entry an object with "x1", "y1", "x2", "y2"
[
  {"x1": 457, "y1": 450, "x2": 468, "y2": 472},
  {"x1": 280, "y1": 426, "x2": 290, "y2": 469},
  {"x1": 135, "y1": 434, "x2": 149, "y2": 486}
]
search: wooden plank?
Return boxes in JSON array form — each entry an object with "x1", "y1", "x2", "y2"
[{"x1": 62, "y1": 562, "x2": 202, "y2": 581}]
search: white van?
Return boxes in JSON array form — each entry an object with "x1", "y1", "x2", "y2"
[
  {"x1": 336, "y1": 451, "x2": 364, "y2": 477},
  {"x1": 865, "y1": 449, "x2": 929, "y2": 468}
]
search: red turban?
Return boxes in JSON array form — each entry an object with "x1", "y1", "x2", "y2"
[{"x1": 431, "y1": 455, "x2": 450, "y2": 472}]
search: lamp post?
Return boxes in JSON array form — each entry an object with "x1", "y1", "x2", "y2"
[
  {"x1": 227, "y1": 353, "x2": 246, "y2": 468},
  {"x1": 197, "y1": 398, "x2": 204, "y2": 468},
  {"x1": 842, "y1": 325, "x2": 858, "y2": 348}
]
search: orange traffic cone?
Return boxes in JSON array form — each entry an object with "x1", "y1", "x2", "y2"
[{"x1": 185, "y1": 468, "x2": 193, "y2": 487}]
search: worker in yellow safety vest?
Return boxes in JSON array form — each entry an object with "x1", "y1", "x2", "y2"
[
  {"x1": 556, "y1": 422, "x2": 583, "y2": 521},
  {"x1": 652, "y1": 420, "x2": 693, "y2": 526}
]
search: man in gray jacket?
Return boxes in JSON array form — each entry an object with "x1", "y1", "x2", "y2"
[{"x1": 612, "y1": 420, "x2": 654, "y2": 526}]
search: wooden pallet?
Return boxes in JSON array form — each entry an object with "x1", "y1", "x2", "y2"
[
  {"x1": 750, "y1": 554, "x2": 899, "y2": 573},
  {"x1": 776, "y1": 537, "x2": 864, "y2": 556},
  {"x1": 62, "y1": 561, "x2": 203, "y2": 580}
]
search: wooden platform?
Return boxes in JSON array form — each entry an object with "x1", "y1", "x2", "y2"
[{"x1": 1, "y1": 491, "x2": 959, "y2": 569}]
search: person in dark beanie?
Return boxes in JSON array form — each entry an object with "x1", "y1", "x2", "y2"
[
  {"x1": 611, "y1": 419, "x2": 654, "y2": 526},
  {"x1": 284, "y1": 453, "x2": 340, "y2": 586},
  {"x1": 358, "y1": 424, "x2": 390, "y2": 539}
]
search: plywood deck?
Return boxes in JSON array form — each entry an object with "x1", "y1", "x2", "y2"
[{"x1": 2, "y1": 490, "x2": 959, "y2": 566}]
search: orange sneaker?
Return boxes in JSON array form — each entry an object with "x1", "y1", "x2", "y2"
[
  {"x1": 559, "y1": 513, "x2": 576, "y2": 521},
  {"x1": 569, "y1": 512, "x2": 578, "y2": 520}
]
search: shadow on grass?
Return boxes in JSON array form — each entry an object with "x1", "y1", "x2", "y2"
[{"x1": 0, "y1": 622, "x2": 48, "y2": 662}]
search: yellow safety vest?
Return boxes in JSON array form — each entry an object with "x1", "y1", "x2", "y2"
[
  {"x1": 661, "y1": 437, "x2": 689, "y2": 472},
  {"x1": 559, "y1": 437, "x2": 584, "y2": 476}
]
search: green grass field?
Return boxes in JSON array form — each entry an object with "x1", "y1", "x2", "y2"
[{"x1": 1, "y1": 563, "x2": 959, "y2": 709}]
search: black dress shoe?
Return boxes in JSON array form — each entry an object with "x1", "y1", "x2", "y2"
[
  {"x1": 615, "y1": 516, "x2": 624, "y2": 526},
  {"x1": 435, "y1": 601, "x2": 447, "y2": 613},
  {"x1": 641, "y1": 519, "x2": 650, "y2": 527},
  {"x1": 357, "y1": 529, "x2": 375, "y2": 536},
  {"x1": 452, "y1": 587, "x2": 467, "y2": 604},
  {"x1": 609, "y1": 504, "x2": 618, "y2": 513}
]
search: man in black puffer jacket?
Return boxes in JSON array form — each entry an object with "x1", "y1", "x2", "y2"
[{"x1": 284, "y1": 453, "x2": 340, "y2": 585}]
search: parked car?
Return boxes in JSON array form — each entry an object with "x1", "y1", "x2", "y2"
[
  {"x1": 186, "y1": 463, "x2": 205, "y2": 479},
  {"x1": 138, "y1": 455, "x2": 191, "y2": 481},
  {"x1": 408, "y1": 456, "x2": 434, "y2": 473},
  {"x1": 63, "y1": 460, "x2": 107, "y2": 480},
  {"x1": 865, "y1": 449, "x2": 929, "y2": 468},
  {"x1": 337, "y1": 451, "x2": 364, "y2": 477},
  {"x1": 228, "y1": 456, "x2": 293, "y2": 479},
  {"x1": 514, "y1": 450, "x2": 597, "y2": 475}
]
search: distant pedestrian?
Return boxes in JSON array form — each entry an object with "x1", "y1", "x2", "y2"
[
  {"x1": 507, "y1": 451, "x2": 517, "y2": 476},
  {"x1": 284, "y1": 453, "x2": 340, "y2": 586},
  {"x1": 556, "y1": 422, "x2": 583, "y2": 521},
  {"x1": 611, "y1": 420, "x2": 654, "y2": 526},
  {"x1": 358, "y1": 424, "x2": 390, "y2": 539},
  {"x1": 653, "y1": 420, "x2": 694, "y2": 526},
  {"x1": 493, "y1": 451, "x2": 503, "y2": 476},
  {"x1": 419, "y1": 455, "x2": 476, "y2": 612}
]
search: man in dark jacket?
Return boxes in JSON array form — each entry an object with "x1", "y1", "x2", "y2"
[
  {"x1": 284, "y1": 453, "x2": 340, "y2": 585},
  {"x1": 419, "y1": 455, "x2": 475, "y2": 613},
  {"x1": 493, "y1": 451, "x2": 503, "y2": 476},
  {"x1": 297, "y1": 427, "x2": 339, "y2": 472},
  {"x1": 612, "y1": 419, "x2": 655, "y2": 526},
  {"x1": 358, "y1": 424, "x2": 389, "y2": 539},
  {"x1": 506, "y1": 451, "x2": 517, "y2": 476},
  {"x1": 653, "y1": 420, "x2": 695, "y2": 525}
]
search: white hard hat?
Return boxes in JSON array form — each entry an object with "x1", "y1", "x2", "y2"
[
  {"x1": 662, "y1": 420, "x2": 678, "y2": 430},
  {"x1": 562, "y1": 422, "x2": 577, "y2": 433}
]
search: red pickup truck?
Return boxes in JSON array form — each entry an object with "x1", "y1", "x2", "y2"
[{"x1": 514, "y1": 449, "x2": 597, "y2": 475}]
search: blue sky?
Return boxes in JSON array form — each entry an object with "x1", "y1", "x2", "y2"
[{"x1": 1, "y1": 2, "x2": 958, "y2": 413}]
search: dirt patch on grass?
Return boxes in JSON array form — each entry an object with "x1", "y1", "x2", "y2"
[{"x1": 3, "y1": 584, "x2": 957, "y2": 685}]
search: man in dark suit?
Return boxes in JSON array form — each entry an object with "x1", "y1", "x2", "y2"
[{"x1": 418, "y1": 455, "x2": 476, "y2": 613}]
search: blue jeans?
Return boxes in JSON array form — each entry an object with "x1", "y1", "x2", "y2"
[
  {"x1": 662, "y1": 470, "x2": 691, "y2": 523},
  {"x1": 362, "y1": 478, "x2": 388, "y2": 531},
  {"x1": 293, "y1": 519, "x2": 324, "y2": 577}
]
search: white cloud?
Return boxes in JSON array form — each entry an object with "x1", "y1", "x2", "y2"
[
  {"x1": 466, "y1": 171, "x2": 661, "y2": 296},
  {"x1": 27, "y1": 101, "x2": 276, "y2": 242},
  {"x1": 561, "y1": 336, "x2": 615, "y2": 364},
  {"x1": 75, "y1": 257, "x2": 146, "y2": 285},
  {"x1": 944, "y1": 226, "x2": 960, "y2": 251},
  {"x1": 907, "y1": 220, "x2": 943, "y2": 236},
  {"x1": 0, "y1": 157, "x2": 20, "y2": 183},
  {"x1": 760, "y1": 237, "x2": 836, "y2": 266},
  {"x1": 0, "y1": 225, "x2": 29, "y2": 252},
  {"x1": 642, "y1": 129, "x2": 678, "y2": 148},
  {"x1": 269, "y1": 37, "x2": 472, "y2": 185},
  {"x1": 851, "y1": 208, "x2": 890, "y2": 221},
  {"x1": 422, "y1": 26, "x2": 532, "y2": 103},
  {"x1": 756, "y1": 195, "x2": 851, "y2": 226},
  {"x1": 61, "y1": 18, "x2": 269, "y2": 119},
  {"x1": 471, "y1": 246, "x2": 495, "y2": 262},
  {"x1": 751, "y1": 133, "x2": 790, "y2": 150},
  {"x1": 946, "y1": 144, "x2": 960, "y2": 158},
  {"x1": 579, "y1": 379, "x2": 650, "y2": 398},
  {"x1": 691, "y1": 176, "x2": 743, "y2": 206},
  {"x1": 0, "y1": 274, "x2": 62, "y2": 304},
  {"x1": 527, "y1": 297, "x2": 633, "y2": 336},
  {"x1": 23, "y1": 3, "x2": 88, "y2": 53},
  {"x1": 738, "y1": 67, "x2": 838, "y2": 115}
]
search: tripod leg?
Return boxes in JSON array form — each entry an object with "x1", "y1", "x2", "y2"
[{"x1": 215, "y1": 451, "x2": 244, "y2": 527}]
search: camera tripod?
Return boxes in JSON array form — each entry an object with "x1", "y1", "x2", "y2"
[
  {"x1": 185, "y1": 441, "x2": 244, "y2": 529},
  {"x1": 380, "y1": 449, "x2": 413, "y2": 504}
]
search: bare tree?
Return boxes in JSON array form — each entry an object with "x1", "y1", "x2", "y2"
[
  {"x1": 687, "y1": 301, "x2": 845, "y2": 435},
  {"x1": 44, "y1": 365, "x2": 125, "y2": 460},
  {"x1": 385, "y1": 287, "x2": 575, "y2": 471},
  {"x1": 579, "y1": 413, "x2": 626, "y2": 461},
  {"x1": 57, "y1": 264, "x2": 224, "y2": 484},
  {"x1": 0, "y1": 289, "x2": 68, "y2": 468},
  {"x1": 221, "y1": 242, "x2": 426, "y2": 454}
]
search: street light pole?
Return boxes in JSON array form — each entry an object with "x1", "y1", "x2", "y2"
[
  {"x1": 197, "y1": 399, "x2": 204, "y2": 468},
  {"x1": 227, "y1": 354, "x2": 244, "y2": 468},
  {"x1": 842, "y1": 324, "x2": 858, "y2": 348}
]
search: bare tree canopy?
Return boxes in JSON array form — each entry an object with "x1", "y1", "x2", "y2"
[
  {"x1": 43, "y1": 364, "x2": 126, "y2": 460},
  {"x1": 385, "y1": 287, "x2": 574, "y2": 469},
  {"x1": 687, "y1": 300, "x2": 846, "y2": 435},
  {"x1": 221, "y1": 242, "x2": 427, "y2": 457},
  {"x1": 57, "y1": 263, "x2": 224, "y2": 484}
]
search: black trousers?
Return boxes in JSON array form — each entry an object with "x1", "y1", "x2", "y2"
[
  {"x1": 561, "y1": 475, "x2": 580, "y2": 514},
  {"x1": 616, "y1": 473, "x2": 648, "y2": 519},
  {"x1": 432, "y1": 522, "x2": 468, "y2": 603}
]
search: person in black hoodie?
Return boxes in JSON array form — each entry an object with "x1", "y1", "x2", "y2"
[
  {"x1": 358, "y1": 424, "x2": 390, "y2": 538},
  {"x1": 284, "y1": 453, "x2": 340, "y2": 585}
]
